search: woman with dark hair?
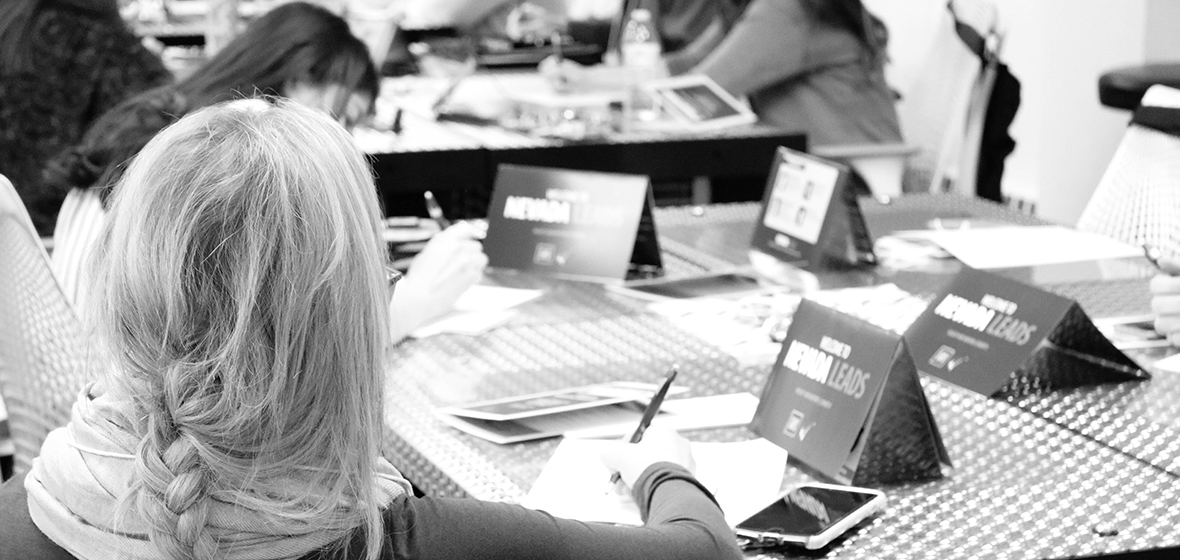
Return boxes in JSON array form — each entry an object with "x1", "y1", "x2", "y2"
[
  {"x1": 43, "y1": 0, "x2": 381, "y2": 204},
  {"x1": 0, "y1": 0, "x2": 171, "y2": 235},
  {"x1": 45, "y1": 1, "x2": 487, "y2": 343},
  {"x1": 692, "y1": 0, "x2": 902, "y2": 146}
]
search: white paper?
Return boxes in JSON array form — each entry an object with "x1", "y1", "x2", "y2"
[
  {"x1": 410, "y1": 285, "x2": 543, "y2": 338},
  {"x1": 1151, "y1": 352, "x2": 1180, "y2": 373},
  {"x1": 922, "y1": 226, "x2": 1142, "y2": 269},
  {"x1": 523, "y1": 438, "x2": 788, "y2": 526},
  {"x1": 439, "y1": 393, "x2": 759, "y2": 445},
  {"x1": 562, "y1": 393, "x2": 760, "y2": 439}
]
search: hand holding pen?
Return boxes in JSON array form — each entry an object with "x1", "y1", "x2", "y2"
[
  {"x1": 599, "y1": 367, "x2": 694, "y2": 488},
  {"x1": 423, "y1": 190, "x2": 451, "y2": 230}
]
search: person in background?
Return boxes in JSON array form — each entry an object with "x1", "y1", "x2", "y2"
[
  {"x1": 0, "y1": 99, "x2": 742, "y2": 560},
  {"x1": 43, "y1": 1, "x2": 486, "y2": 340},
  {"x1": 1151, "y1": 257, "x2": 1180, "y2": 345},
  {"x1": 0, "y1": 0, "x2": 171, "y2": 236},
  {"x1": 690, "y1": 0, "x2": 901, "y2": 146},
  {"x1": 543, "y1": 0, "x2": 901, "y2": 147}
]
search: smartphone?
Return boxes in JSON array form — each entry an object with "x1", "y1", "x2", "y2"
[
  {"x1": 734, "y1": 483, "x2": 887, "y2": 550},
  {"x1": 607, "y1": 272, "x2": 766, "y2": 301}
]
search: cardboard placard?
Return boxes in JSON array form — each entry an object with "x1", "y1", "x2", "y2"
[
  {"x1": 905, "y1": 267, "x2": 1149, "y2": 398},
  {"x1": 750, "y1": 147, "x2": 875, "y2": 270},
  {"x1": 752, "y1": 300, "x2": 950, "y2": 486},
  {"x1": 483, "y1": 165, "x2": 662, "y2": 283}
]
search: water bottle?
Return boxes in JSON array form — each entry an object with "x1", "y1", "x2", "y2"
[{"x1": 619, "y1": 8, "x2": 662, "y2": 122}]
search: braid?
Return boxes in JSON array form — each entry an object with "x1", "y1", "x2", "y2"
[{"x1": 135, "y1": 395, "x2": 221, "y2": 560}]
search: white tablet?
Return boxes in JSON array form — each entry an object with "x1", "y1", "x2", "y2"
[{"x1": 645, "y1": 74, "x2": 758, "y2": 131}]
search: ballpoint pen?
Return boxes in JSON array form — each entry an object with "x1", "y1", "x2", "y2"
[
  {"x1": 610, "y1": 366, "x2": 679, "y2": 485},
  {"x1": 1144, "y1": 243, "x2": 1164, "y2": 270},
  {"x1": 423, "y1": 190, "x2": 451, "y2": 230}
]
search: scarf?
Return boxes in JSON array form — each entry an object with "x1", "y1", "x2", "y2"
[{"x1": 25, "y1": 383, "x2": 412, "y2": 560}]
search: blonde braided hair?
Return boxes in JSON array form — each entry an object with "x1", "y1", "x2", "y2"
[{"x1": 87, "y1": 98, "x2": 391, "y2": 560}]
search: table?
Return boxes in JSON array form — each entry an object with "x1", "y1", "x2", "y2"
[
  {"x1": 380, "y1": 194, "x2": 1180, "y2": 559},
  {"x1": 356, "y1": 74, "x2": 806, "y2": 219}
]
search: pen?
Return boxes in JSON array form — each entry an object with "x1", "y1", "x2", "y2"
[
  {"x1": 392, "y1": 107, "x2": 403, "y2": 135},
  {"x1": 610, "y1": 366, "x2": 678, "y2": 484},
  {"x1": 423, "y1": 190, "x2": 451, "y2": 230},
  {"x1": 1144, "y1": 243, "x2": 1164, "y2": 270}
]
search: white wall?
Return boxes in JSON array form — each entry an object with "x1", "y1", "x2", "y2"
[{"x1": 994, "y1": 0, "x2": 1154, "y2": 225}]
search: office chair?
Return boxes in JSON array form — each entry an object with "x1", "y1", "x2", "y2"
[
  {"x1": 1076, "y1": 85, "x2": 1180, "y2": 256},
  {"x1": 0, "y1": 175, "x2": 92, "y2": 476}
]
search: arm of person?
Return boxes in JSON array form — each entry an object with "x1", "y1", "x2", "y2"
[
  {"x1": 385, "y1": 463, "x2": 742, "y2": 560},
  {"x1": 388, "y1": 221, "x2": 489, "y2": 342},
  {"x1": 1151, "y1": 255, "x2": 1180, "y2": 345},
  {"x1": 690, "y1": 0, "x2": 811, "y2": 97}
]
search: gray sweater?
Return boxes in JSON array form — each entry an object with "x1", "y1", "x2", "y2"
[{"x1": 0, "y1": 463, "x2": 743, "y2": 560}]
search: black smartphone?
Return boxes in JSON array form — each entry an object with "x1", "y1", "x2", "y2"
[{"x1": 734, "y1": 483, "x2": 886, "y2": 550}]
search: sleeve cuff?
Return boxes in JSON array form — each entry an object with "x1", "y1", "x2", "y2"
[{"x1": 630, "y1": 462, "x2": 721, "y2": 521}]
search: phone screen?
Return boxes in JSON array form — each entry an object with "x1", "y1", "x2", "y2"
[
  {"x1": 736, "y1": 486, "x2": 879, "y2": 537},
  {"x1": 626, "y1": 273, "x2": 761, "y2": 299}
]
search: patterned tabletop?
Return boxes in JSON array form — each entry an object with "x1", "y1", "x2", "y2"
[{"x1": 380, "y1": 195, "x2": 1180, "y2": 558}]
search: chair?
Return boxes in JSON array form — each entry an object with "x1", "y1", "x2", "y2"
[
  {"x1": 51, "y1": 188, "x2": 107, "y2": 310},
  {"x1": 0, "y1": 174, "x2": 92, "y2": 476},
  {"x1": 1076, "y1": 85, "x2": 1180, "y2": 256}
]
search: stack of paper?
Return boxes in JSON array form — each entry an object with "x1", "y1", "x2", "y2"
[{"x1": 436, "y1": 386, "x2": 758, "y2": 445}]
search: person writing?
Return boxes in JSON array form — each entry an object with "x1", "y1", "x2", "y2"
[
  {"x1": 42, "y1": 1, "x2": 486, "y2": 339},
  {"x1": 0, "y1": 98, "x2": 742, "y2": 560},
  {"x1": 543, "y1": 0, "x2": 902, "y2": 147},
  {"x1": 0, "y1": 0, "x2": 171, "y2": 236}
]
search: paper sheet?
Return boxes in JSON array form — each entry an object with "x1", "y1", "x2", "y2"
[
  {"x1": 410, "y1": 285, "x2": 543, "y2": 338},
  {"x1": 1151, "y1": 352, "x2": 1180, "y2": 373},
  {"x1": 922, "y1": 226, "x2": 1142, "y2": 269},
  {"x1": 523, "y1": 438, "x2": 789, "y2": 526}
]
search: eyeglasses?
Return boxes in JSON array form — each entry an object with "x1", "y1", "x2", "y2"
[
  {"x1": 386, "y1": 266, "x2": 404, "y2": 289},
  {"x1": 386, "y1": 265, "x2": 404, "y2": 302}
]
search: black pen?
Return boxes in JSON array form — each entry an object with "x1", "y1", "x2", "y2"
[
  {"x1": 1144, "y1": 243, "x2": 1164, "y2": 270},
  {"x1": 423, "y1": 190, "x2": 451, "y2": 230},
  {"x1": 610, "y1": 366, "x2": 678, "y2": 484}
]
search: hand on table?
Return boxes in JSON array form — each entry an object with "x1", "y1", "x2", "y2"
[
  {"x1": 1150, "y1": 255, "x2": 1180, "y2": 345},
  {"x1": 598, "y1": 425, "x2": 695, "y2": 490},
  {"x1": 389, "y1": 221, "x2": 488, "y2": 341}
]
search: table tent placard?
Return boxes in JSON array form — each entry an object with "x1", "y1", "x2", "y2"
[
  {"x1": 905, "y1": 267, "x2": 1148, "y2": 398},
  {"x1": 750, "y1": 147, "x2": 875, "y2": 270},
  {"x1": 752, "y1": 300, "x2": 950, "y2": 486},
  {"x1": 483, "y1": 165, "x2": 662, "y2": 283}
]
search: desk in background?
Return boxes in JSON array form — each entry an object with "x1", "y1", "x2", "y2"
[
  {"x1": 381, "y1": 195, "x2": 1180, "y2": 559},
  {"x1": 356, "y1": 74, "x2": 805, "y2": 219}
]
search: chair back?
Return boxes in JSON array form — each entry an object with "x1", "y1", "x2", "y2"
[
  {"x1": 52, "y1": 188, "x2": 108, "y2": 310},
  {"x1": 0, "y1": 175, "x2": 92, "y2": 476},
  {"x1": 1076, "y1": 85, "x2": 1180, "y2": 256}
]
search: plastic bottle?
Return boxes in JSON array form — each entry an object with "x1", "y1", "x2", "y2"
[{"x1": 619, "y1": 8, "x2": 662, "y2": 122}]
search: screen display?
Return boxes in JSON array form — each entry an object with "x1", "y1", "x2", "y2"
[
  {"x1": 627, "y1": 273, "x2": 761, "y2": 299},
  {"x1": 736, "y1": 486, "x2": 879, "y2": 536},
  {"x1": 668, "y1": 85, "x2": 741, "y2": 121}
]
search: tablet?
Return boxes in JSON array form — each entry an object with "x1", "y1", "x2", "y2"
[{"x1": 645, "y1": 75, "x2": 758, "y2": 131}]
